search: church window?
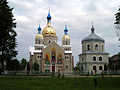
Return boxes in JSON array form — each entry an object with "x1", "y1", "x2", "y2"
[
  {"x1": 35, "y1": 39, "x2": 37, "y2": 44},
  {"x1": 99, "y1": 66, "x2": 102, "y2": 70},
  {"x1": 45, "y1": 54, "x2": 50, "y2": 64},
  {"x1": 57, "y1": 54, "x2": 62, "y2": 64},
  {"x1": 82, "y1": 57, "x2": 84, "y2": 61},
  {"x1": 66, "y1": 65, "x2": 68, "y2": 69},
  {"x1": 93, "y1": 65, "x2": 96, "y2": 70},
  {"x1": 87, "y1": 44, "x2": 90, "y2": 51},
  {"x1": 93, "y1": 56, "x2": 96, "y2": 61},
  {"x1": 37, "y1": 55, "x2": 40, "y2": 58},
  {"x1": 48, "y1": 40, "x2": 51, "y2": 44},
  {"x1": 99, "y1": 56, "x2": 102, "y2": 61},
  {"x1": 51, "y1": 48, "x2": 56, "y2": 62},
  {"x1": 67, "y1": 56, "x2": 69, "y2": 59},
  {"x1": 66, "y1": 41, "x2": 68, "y2": 45},
  {"x1": 95, "y1": 44, "x2": 98, "y2": 50},
  {"x1": 65, "y1": 56, "x2": 69, "y2": 59},
  {"x1": 40, "y1": 56, "x2": 42, "y2": 58},
  {"x1": 38, "y1": 40, "x2": 40, "y2": 44},
  {"x1": 65, "y1": 56, "x2": 66, "y2": 59}
]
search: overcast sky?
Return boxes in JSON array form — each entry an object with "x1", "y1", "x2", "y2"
[{"x1": 8, "y1": 0, "x2": 120, "y2": 65}]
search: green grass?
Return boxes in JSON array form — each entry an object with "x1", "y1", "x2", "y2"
[{"x1": 0, "y1": 76, "x2": 120, "y2": 90}]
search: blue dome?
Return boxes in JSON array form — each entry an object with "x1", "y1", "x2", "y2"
[
  {"x1": 38, "y1": 25, "x2": 41, "y2": 30},
  {"x1": 47, "y1": 10, "x2": 51, "y2": 20},
  {"x1": 64, "y1": 25, "x2": 68, "y2": 35},
  {"x1": 82, "y1": 25, "x2": 104, "y2": 43},
  {"x1": 38, "y1": 24, "x2": 41, "y2": 34}
]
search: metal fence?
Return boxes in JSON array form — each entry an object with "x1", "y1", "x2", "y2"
[{"x1": 1, "y1": 70, "x2": 120, "y2": 76}]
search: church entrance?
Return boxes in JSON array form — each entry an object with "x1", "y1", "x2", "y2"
[{"x1": 52, "y1": 64, "x2": 55, "y2": 72}]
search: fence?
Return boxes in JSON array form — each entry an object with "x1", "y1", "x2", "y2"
[{"x1": 1, "y1": 70, "x2": 120, "y2": 76}]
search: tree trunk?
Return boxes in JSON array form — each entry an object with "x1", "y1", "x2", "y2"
[{"x1": 1, "y1": 50, "x2": 4, "y2": 75}]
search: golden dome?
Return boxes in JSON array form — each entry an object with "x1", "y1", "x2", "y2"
[
  {"x1": 62, "y1": 35, "x2": 70, "y2": 40},
  {"x1": 35, "y1": 34, "x2": 44, "y2": 39},
  {"x1": 42, "y1": 23, "x2": 56, "y2": 36}
]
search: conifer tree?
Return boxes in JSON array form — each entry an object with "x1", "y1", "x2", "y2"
[
  {"x1": 0, "y1": 0, "x2": 17, "y2": 74},
  {"x1": 115, "y1": 6, "x2": 120, "y2": 29},
  {"x1": 114, "y1": 6, "x2": 120, "y2": 41}
]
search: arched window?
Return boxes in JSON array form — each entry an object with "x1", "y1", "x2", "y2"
[
  {"x1": 99, "y1": 66, "x2": 102, "y2": 70},
  {"x1": 38, "y1": 40, "x2": 40, "y2": 44},
  {"x1": 93, "y1": 66, "x2": 96, "y2": 70},
  {"x1": 66, "y1": 41, "x2": 68, "y2": 45},
  {"x1": 35, "y1": 39, "x2": 37, "y2": 44},
  {"x1": 66, "y1": 65, "x2": 68, "y2": 69},
  {"x1": 82, "y1": 57, "x2": 84, "y2": 61},
  {"x1": 95, "y1": 44, "x2": 98, "y2": 50},
  {"x1": 67, "y1": 56, "x2": 69, "y2": 59},
  {"x1": 37, "y1": 55, "x2": 40, "y2": 58},
  {"x1": 87, "y1": 44, "x2": 90, "y2": 51},
  {"x1": 93, "y1": 56, "x2": 96, "y2": 61},
  {"x1": 51, "y1": 48, "x2": 56, "y2": 62},
  {"x1": 40, "y1": 56, "x2": 42, "y2": 58},
  {"x1": 99, "y1": 56, "x2": 102, "y2": 61},
  {"x1": 48, "y1": 40, "x2": 51, "y2": 44}
]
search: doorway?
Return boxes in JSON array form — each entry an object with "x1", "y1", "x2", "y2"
[{"x1": 52, "y1": 64, "x2": 55, "y2": 72}]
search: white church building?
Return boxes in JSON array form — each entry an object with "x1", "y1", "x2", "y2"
[{"x1": 79, "y1": 24, "x2": 109, "y2": 74}]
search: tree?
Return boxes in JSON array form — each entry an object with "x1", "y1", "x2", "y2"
[
  {"x1": 114, "y1": 6, "x2": 120, "y2": 41},
  {"x1": 20, "y1": 58, "x2": 28, "y2": 70},
  {"x1": 6, "y1": 59, "x2": 20, "y2": 71},
  {"x1": 0, "y1": 0, "x2": 17, "y2": 74},
  {"x1": 75, "y1": 62, "x2": 80, "y2": 71},
  {"x1": 104, "y1": 64, "x2": 107, "y2": 71},
  {"x1": 32, "y1": 62, "x2": 39, "y2": 71}
]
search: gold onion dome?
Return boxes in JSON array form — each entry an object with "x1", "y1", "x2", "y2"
[
  {"x1": 42, "y1": 10, "x2": 56, "y2": 36},
  {"x1": 62, "y1": 25, "x2": 70, "y2": 40},
  {"x1": 42, "y1": 23, "x2": 56, "y2": 36},
  {"x1": 35, "y1": 24, "x2": 44, "y2": 39},
  {"x1": 62, "y1": 35, "x2": 70, "y2": 40},
  {"x1": 35, "y1": 34, "x2": 44, "y2": 39}
]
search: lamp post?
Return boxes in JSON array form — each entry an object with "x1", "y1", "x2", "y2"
[
  {"x1": 74, "y1": 67, "x2": 77, "y2": 88},
  {"x1": 40, "y1": 59, "x2": 42, "y2": 73},
  {"x1": 46, "y1": 62, "x2": 49, "y2": 75}
]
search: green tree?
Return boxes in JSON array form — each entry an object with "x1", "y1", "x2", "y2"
[
  {"x1": 115, "y1": 6, "x2": 120, "y2": 29},
  {"x1": 0, "y1": 0, "x2": 17, "y2": 74},
  {"x1": 75, "y1": 62, "x2": 80, "y2": 71},
  {"x1": 6, "y1": 59, "x2": 20, "y2": 71},
  {"x1": 114, "y1": 6, "x2": 120, "y2": 41},
  {"x1": 32, "y1": 62, "x2": 39, "y2": 71},
  {"x1": 20, "y1": 58, "x2": 27, "y2": 70}
]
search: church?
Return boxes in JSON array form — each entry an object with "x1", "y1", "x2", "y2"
[
  {"x1": 29, "y1": 11, "x2": 74, "y2": 73},
  {"x1": 79, "y1": 25, "x2": 109, "y2": 74}
]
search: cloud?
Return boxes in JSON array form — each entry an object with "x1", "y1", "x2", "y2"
[
  {"x1": 15, "y1": 15, "x2": 31, "y2": 23},
  {"x1": 7, "y1": 0, "x2": 120, "y2": 65}
]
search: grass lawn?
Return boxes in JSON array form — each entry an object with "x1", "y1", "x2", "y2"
[{"x1": 0, "y1": 76, "x2": 120, "y2": 90}]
